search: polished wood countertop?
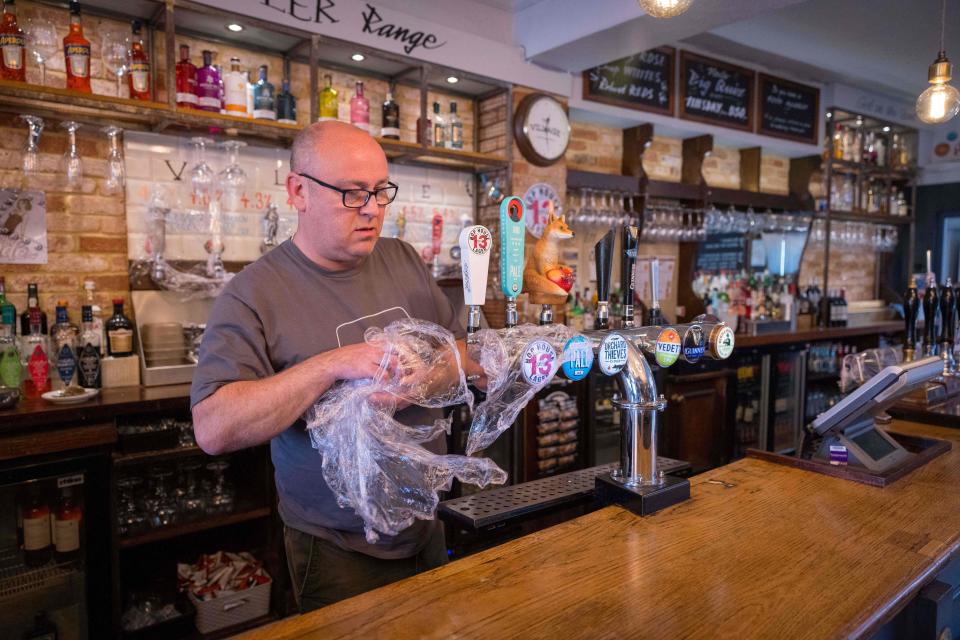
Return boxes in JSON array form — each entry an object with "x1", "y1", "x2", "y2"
[
  {"x1": 736, "y1": 320, "x2": 903, "y2": 348},
  {"x1": 239, "y1": 419, "x2": 960, "y2": 640}
]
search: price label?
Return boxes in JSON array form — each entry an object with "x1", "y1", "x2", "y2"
[
  {"x1": 654, "y1": 328, "x2": 681, "y2": 368},
  {"x1": 521, "y1": 340, "x2": 557, "y2": 386},
  {"x1": 598, "y1": 333, "x2": 628, "y2": 375},
  {"x1": 561, "y1": 335, "x2": 594, "y2": 381}
]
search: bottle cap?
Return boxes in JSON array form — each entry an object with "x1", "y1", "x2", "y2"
[{"x1": 112, "y1": 297, "x2": 124, "y2": 305}]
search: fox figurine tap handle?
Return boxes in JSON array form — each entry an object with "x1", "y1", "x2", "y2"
[{"x1": 523, "y1": 202, "x2": 575, "y2": 308}]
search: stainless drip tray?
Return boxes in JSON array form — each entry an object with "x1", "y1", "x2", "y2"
[{"x1": 440, "y1": 459, "x2": 689, "y2": 532}]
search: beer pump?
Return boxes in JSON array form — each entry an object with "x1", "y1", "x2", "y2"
[
  {"x1": 594, "y1": 231, "x2": 615, "y2": 330},
  {"x1": 500, "y1": 197, "x2": 525, "y2": 329},
  {"x1": 646, "y1": 258, "x2": 665, "y2": 327},
  {"x1": 459, "y1": 225, "x2": 493, "y2": 337},
  {"x1": 923, "y1": 250, "x2": 939, "y2": 358},
  {"x1": 941, "y1": 277, "x2": 956, "y2": 376},
  {"x1": 621, "y1": 225, "x2": 639, "y2": 328},
  {"x1": 904, "y1": 278, "x2": 920, "y2": 362}
]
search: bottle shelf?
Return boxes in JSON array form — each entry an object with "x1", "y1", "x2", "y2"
[
  {"x1": 816, "y1": 210, "x2": 914, "y2": 224},
  {"x1": 118, "y1": 506, "x2": 271, "y2": 549},
  {"x1": 0, "y1": 80, "x2": 508, "y2": 172},
  {"x1": 112, "y1": 444, "x2": 203, "y2": 467},
  {"x1": 822, "y1": 159, "x2": 916, "y2": 180}
]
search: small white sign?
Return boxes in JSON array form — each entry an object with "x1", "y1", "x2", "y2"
[{"x1": 0, "y1": 189, "x2": 47, "y2": 265}]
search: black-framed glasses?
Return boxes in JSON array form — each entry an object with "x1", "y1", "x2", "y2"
[{"x1": 297, "y1": 173, "x2": 398, "y2": 208}]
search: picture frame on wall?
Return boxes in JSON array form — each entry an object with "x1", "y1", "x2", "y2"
[{"x1": 679, "y1": 50, "x2": 755, "y2": 133}]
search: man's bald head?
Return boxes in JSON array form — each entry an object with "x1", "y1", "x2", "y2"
[{"x1": 290, "y1": 121, "x2": 385, "y2": 175}]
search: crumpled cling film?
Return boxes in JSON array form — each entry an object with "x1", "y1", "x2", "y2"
[
  {"x1": 129, "y1": 259, "x2": 234, "y2": 301},
  {"x1": 840, "y1": 345, "x2": 903, "y2": 392},
  {"x1": 305, "y1": 318, "x2": 506, "y2": 543},
  {"x1": 466, "y1": 323, "x2": 579, "y2": 456}
]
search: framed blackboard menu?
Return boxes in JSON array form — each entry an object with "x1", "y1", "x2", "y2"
[
  {"x1": 695, "y1": 233, "x2": 747, "y2": 274},
  {"x1": 679, "y1": 51, "x2": 754, "y2": 132},
  {"x1": 757, "y1": 73, "x2": 820, "y2": 144},
  {"x1": 582, "y1": 47, "x2": 674, "y2": 116}
]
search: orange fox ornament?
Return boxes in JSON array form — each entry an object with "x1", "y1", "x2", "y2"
[{"x1": 523, "y1": 203, "x2": 575, "y2": 306}]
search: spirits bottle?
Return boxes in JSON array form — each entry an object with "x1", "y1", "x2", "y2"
[
  {"x1": 318, "y1": 73, "x2": 338, "y2": 121},
  {"x1": 175, "y1": 44, "x2": 198, "y2": 108},
  {"x1": 432, "y1": 102, "x2": 445, "y2": 148},
  {"x1": 23, "y1": 307, "x2": 49, "y2": 396},
  {"x1": 0, "y1": 275, "x2": 15, "y2": 335},
  {"x1": 245, "y1": 70, "x2": 254, "y2": 119},
  {"x1": 50, "y1": 301, "x2": 78, "y2": 389},
  {"x1": 223, "y1": 56, "x2": 247, "y2": 116},
  {"x1": 349, "y1": 80, "x2": 369, "y2": 132},
  {"x1": 851, "y1": 118, "x2": 863, "y2": 163},
  {"x1": 831, "y1": 124, "x2": 843, "y2": 160},
  {"x1": 252, "y1": 65, "x2": 276, "y2": 120},
  {"x1": 53, "y1": 486, "x2": 82, "y2": 562},
  {"x1": 0, "y1": 0, "x2": 26, "y2": 82},
  {"x1": 417, "y1": 109, "x2": 432, "y2": 145},
  {"x1": 0, "y1": 323, "x2": 20, "y2": 392},
  {"x1": 19, "y1": 283, "x2": 46, "y2": 336},
  {"x1": 22, "y1": 485, "x2": 52, "y2": 567},
  {"x1": 83, "y1": 279, "x2": 105, "y2": 348},
  {"x1": 196, "y1": 50, "x2": 221, "y2": 113},
  {"x1": 215, "y1": 64, "x2": 224, "y2": 114},
  {"x1": 841, "y1": 126, "x2": 853, "y2": 162},
  {"x1": 105, "y1": 298, "x2": 134, "y2": 357},
  {"x1": 447, "y1": 101, "x2": 463, "y2": 149},
  {"x1": 381, "y1": 87, "x2": 400, "y2": 139},
  {"x1": 63, "y1": 0, "x2": 91, "y2": 93},
  {"x1": 127, "y1": 20, "x2": 150, "y2": 100},
  {"x1": 76, "y1": 305, "x2": 100, "y2": 388},
  {"x1": 890, "y1": 134, "x2": 901, "y2": 169},
  {"x1": 276, "y1": 78, "x2": 296, "y2": 124}
]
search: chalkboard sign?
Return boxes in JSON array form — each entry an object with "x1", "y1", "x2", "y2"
[
  {"x1": 679, "y1": 51, "x2": 754, "y2": 132},
  {"x1": 582, "y1": 47, "x2": 674, "y2": 116},
  {"x1": 695, "y1": 233, "x2": 747, "y2": 274},
  {"x1": 757, "y1": 73, "x2": 820, "y2": 144}
]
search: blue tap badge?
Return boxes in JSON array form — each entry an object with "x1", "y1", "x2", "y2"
[
  {"x1": 561, "y1": 335, "x2": 594, "y2": 381},
  {"x1": 499, "y1": 196, "x2": 525, "y2": 298}
]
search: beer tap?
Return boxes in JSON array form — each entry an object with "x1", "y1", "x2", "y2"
[
  {"x1": 646, "y1": 258, "x2": 666, "y2": 327},
  {"x1": 620, "y1": 225, "x2": 639, "y2": 328},
  {"x1": 904, "y1": 278, "x2": 920, "y2": 362},
  {"x1": 594, "y1": 230, "x2": 615, "y2": 330},
  {"x1": 499, "y1": 197, "x2": 525, "y2": 329},
  {"x1": 940, "y1": 277, "x2": 956, "y2": 375},
  {"x1": 431, "y1": 213, "x2": 444, "y2": 279},
  {"x1": 923, "y1": 250, "x2": 939, "y2": 357},
  {"x1": 459, "y1": 225, "x2": 493, "y2": 338}
]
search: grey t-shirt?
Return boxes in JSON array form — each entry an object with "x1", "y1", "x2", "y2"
[{"x1": 190, "y1": 238, "x2": 464, "y2": 559}]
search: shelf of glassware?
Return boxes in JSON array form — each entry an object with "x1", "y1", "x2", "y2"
[
  {"x1": 117, "y1": 506, "x2": 272, "y2": 550},
  {"x1": 816, "y1": 210, "x2": 915, "y2": 224}
]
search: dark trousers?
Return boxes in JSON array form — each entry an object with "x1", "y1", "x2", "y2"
[{"x1": 283, "y1": 524, "x2": 449, "y2": 613}]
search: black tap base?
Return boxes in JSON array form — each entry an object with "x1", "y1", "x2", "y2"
[{"x1": 594, "y1": 472, "x2": 690, "y2": 516}]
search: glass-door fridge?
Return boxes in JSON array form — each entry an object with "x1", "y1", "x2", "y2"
[{"x1": 0, "y1": 452, "x2": 111, "y2": 640}]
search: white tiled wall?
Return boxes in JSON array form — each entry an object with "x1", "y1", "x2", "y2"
[{"x1": 124, "y1": 132, "x2": 475, "y2": 268}]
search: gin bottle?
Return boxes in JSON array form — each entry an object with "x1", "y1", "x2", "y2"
[
  {"x1": 77, "y1": 305, "x2": 101, "y2": 388},
  {"x1": 50, "y1": 301, "x2": 78, "y2": 389}
]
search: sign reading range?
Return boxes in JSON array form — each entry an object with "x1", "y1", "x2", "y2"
[{"x1": 583, "y1": 49, "x2": 820, "y2": 143}]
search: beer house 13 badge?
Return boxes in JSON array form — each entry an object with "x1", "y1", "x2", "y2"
[
  {"x1": 655, "y1": 328, "x2": 682, "y2": 368},
  {"x1": 465, "y1": 225, "x2": 491, "y2": 255},
  {"x1": 598, "y1": 333, "x2": 628, "y2": 375},
  {"x1": 561, "y1": 335, "x2": 594, "y2": 381},
  {"x1": 523, "y1": 182, "x2": 562, "y2": 239},
  {"x1": 521, "y1": 339, "x2": 557, "y2": 386}
]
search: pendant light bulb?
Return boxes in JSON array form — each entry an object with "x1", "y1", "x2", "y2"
[
  {"x1": 916, "y1": 53, "x2": 960, "y2": 124},
  {"x1": 638, "y1": 0, "x2": 693, "y2": 19}
]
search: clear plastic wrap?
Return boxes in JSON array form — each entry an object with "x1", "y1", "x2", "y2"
[
  {"x1": 305, "y1": 318, "x2": 504, "y2": 543},
  {"x1": 128, "y1": 259, "x2": 235, "y2": 301},
  {"x1": 466, "y1": 323, "x2": 579, "y2": 455},
  {"x1": 840, "y1": 346, "x2": 903, "y2": 392}
]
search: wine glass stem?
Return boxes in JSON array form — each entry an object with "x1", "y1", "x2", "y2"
[
  {"x1": 117, "y1": 74, "x2": 122, "y2": 97},
  {"x1": 40, "y1": 63, "x2": 46, "y2": 86}
]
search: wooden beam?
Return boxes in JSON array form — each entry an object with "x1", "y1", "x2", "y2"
[
  {"x1": 789, "y1": 155, "x2": 821, "y2": 210},
  {"x1": 622, "y1": 124, "x2": 653, "y2": 180},
  {"x1": 740, "y1": 146, "x2": 761, "y2": 193},
  {"x1": 681, "y1": 134, "x2": 712, "y2": 187}
]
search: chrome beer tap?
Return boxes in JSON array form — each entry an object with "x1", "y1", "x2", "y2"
[{"x1": 646, "y1": 258, "x2": 666, "y2": 327}]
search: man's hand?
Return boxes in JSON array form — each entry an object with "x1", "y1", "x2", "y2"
[{"x1": 323, "y1": 342, "x2": 398, "y2": 382}]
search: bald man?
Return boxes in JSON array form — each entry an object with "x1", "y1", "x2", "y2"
[{"x1": 191, "y1": 122, "x2": 479, "y2": 611}]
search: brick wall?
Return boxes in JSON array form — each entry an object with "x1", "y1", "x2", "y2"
[
  {"x1": 760, "y1": 155, "x2": 789, "y2": 195},
  {"x1": 0, "y1": 113, "x2": 129, "y2": 318},
  {"x1": 799, "y1": 224, "x2": 877, "y2": 301},
  {"x1": 567, "y1": 122, "x2": 622, "y2": 175},
  {"x1": 702, "y1": 146, "x2": 740, "y2": 190},
  {"x1": 642, "y1": 136, "x2": 683, "y2": 182}
]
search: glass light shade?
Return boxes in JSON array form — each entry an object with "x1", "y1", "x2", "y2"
[
  {"x1": 638, "y1": 0, "x2": 693, "y2": 18},
  {"x1": 916, "y1": 82, "x2": 960, "y2": 124}
]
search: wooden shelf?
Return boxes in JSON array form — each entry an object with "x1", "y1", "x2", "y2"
[
  {"x1": 646, "y1": 180, "x2": 703, "y2": 201},
  {"x1": 817, "y1": 210, "x2": 914, "y2": 224},
  {"x1": 566, "y1": 169, "x2": 638, "y2": 192},
  {"x1": 113, "y1": 444, "x2": 203, "y2": 466},
  {"x1": 118, "y1": 506, "x2": 271, "y2": 549},
  {"x1": 822, "y1": 158, "x2": 916, "y2": 180},
  {"x1": 0, "y1": 80, "x2": 508, "y2": 172},
  {"x1": 704, "y1": 186, "x2": 800, "y2": 210}
]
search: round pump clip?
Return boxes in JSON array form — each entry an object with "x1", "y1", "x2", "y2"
[
  {"x1": 598, "y1": 333, "x2": 629, "y2": 376},
  {"x1": 561, "y1": 335, "x2": 595, "y2": 381}
]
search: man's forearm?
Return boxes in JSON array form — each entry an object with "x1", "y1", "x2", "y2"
[{"x1": 192, "y1": 354, "x2": 334, "y2": 455}]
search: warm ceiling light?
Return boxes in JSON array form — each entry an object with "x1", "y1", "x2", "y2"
[
  {"x1": 446, "y1": 76, "x2": 459, "y2": 84},
  {"x1": 916, "y1": 0, "x2": 960, "y2": 124},
  {"x1": 638, "y1": 0, "x2": 693, "y2": 19},
  {"x1": 351, "y1": 53, "x2": 365, "y2": 62},
  {"x1": 226, "y1": 23, "x2": 243, "y2": 32},
  {"x1": 882, "y1": 126, "x2": 891, "y2": 132}
]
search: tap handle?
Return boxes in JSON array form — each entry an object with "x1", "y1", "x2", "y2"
[
  {"x1": 620, "y1": 225, "x2": 639, "y2": 322},
  {"x1": 941, "y1": 279, "x2": 956, "y2": 343},
  {"x1": 459, "y1": 225, "x2": 492, "y2": 326},
  {"x1": 595, "y1": 230, "x2": 614, "y2": 302},
  {"x1": 499, "y1": 197, "x2": 525, "y2": 299},
  {"x1": 923, "y1": 283, "x2": 940, "y2": 348},
  {"x1": 904, "y1": 282, "x2": 920, "y2": 350}
]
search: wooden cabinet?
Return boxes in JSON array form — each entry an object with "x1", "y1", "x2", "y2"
[{"x1": 662, "y1": 370, "x2": 734, "y2": 473}]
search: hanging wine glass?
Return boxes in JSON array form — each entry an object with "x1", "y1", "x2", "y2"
[
  {"x1": 189, "y1": 137, "x2": 215, "y2": 209},
  {"x1": 102, "y1": 126, "x2": 126, "y2": 196},
  {"x1": 218, "y1": 140, "x2": 247, "y2": 212},
  {"x1": 24, "y1": 17, "x2": 58, "y2": 86},
  {"x1": 60, "y1": 121, "x2": 83, "y2": 191},
  {"x1": 206, "y1": 460, "x2": 235, "y2": 514},
  {"x1": 19, "y1": 115, "x2": 43, "y2": 179},
  {"x1": 101, "y1": 28, "x2": 129, "y2": 98}
]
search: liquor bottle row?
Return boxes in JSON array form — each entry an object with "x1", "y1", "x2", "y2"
[
  {"x1": 822, "y1": 117, "x2": 913, "y2": 169},
  {"x1": 821, "y1": 174, "x2": 910, "y2": 216},
  {"x1": 18, "y1": 482, "x2": 84, "y2": 567},
  {"x1": 807, "y1": 341, "x2": 858, "y2": 376},
  {"x1": 0, "y1": 277, "x2": 134, "y2": 404},
  {"x1": 694, "y1": 271, "x2": 799, "y2": 332}
]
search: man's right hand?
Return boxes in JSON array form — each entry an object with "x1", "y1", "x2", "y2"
[{"x1": 322, "y1": 342, "x2": 398, "y2": 382}]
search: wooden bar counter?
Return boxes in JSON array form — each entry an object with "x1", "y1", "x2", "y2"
[{"x1": 239, "y1": 419, "x2": 960, "y2": 640}]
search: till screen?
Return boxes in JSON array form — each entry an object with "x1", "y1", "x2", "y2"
[{"x1": 852, "y1": 428, "x2": 896, "y2": 460}]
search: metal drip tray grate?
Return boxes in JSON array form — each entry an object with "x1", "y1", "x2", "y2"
[
  {"x1": 0, "y1": 547, "x2": 81, "y2": 601},
  {"x1": 440, "y1": 458, "x2": 688, "y2": 531}
]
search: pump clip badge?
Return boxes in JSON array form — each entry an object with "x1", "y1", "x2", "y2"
[
  {"x1": 521, "y1": 339, "x2": 557, "y2": 386},
  {"x1": 561, "y1": 335, "x2": 594, "y2": 381},
  {"x1": 598, "y1": 333, "x2": 628, "y2": 375},
  {"x1": 655, "y1": 328, "x2": 681, "y2": 368}
]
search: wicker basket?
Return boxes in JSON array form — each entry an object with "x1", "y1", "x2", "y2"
[{"x1": 188, "y1": 574, "x2": 271, "y2": 634}]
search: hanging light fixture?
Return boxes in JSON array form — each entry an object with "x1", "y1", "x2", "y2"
[
  {"x1": 916, "y1": 0, "x2": 960, "y2": 124},
  {"x1": 638, "y1": 0, "x2": 693, "y2": 19}
]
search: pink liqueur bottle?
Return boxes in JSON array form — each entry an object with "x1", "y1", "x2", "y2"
[
  {"x1": 196, "y1": 50, "x2": 222, "y2": 113},
  {"x1": 350, "y1": 80, "x2": 369, "y2": 133}
]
